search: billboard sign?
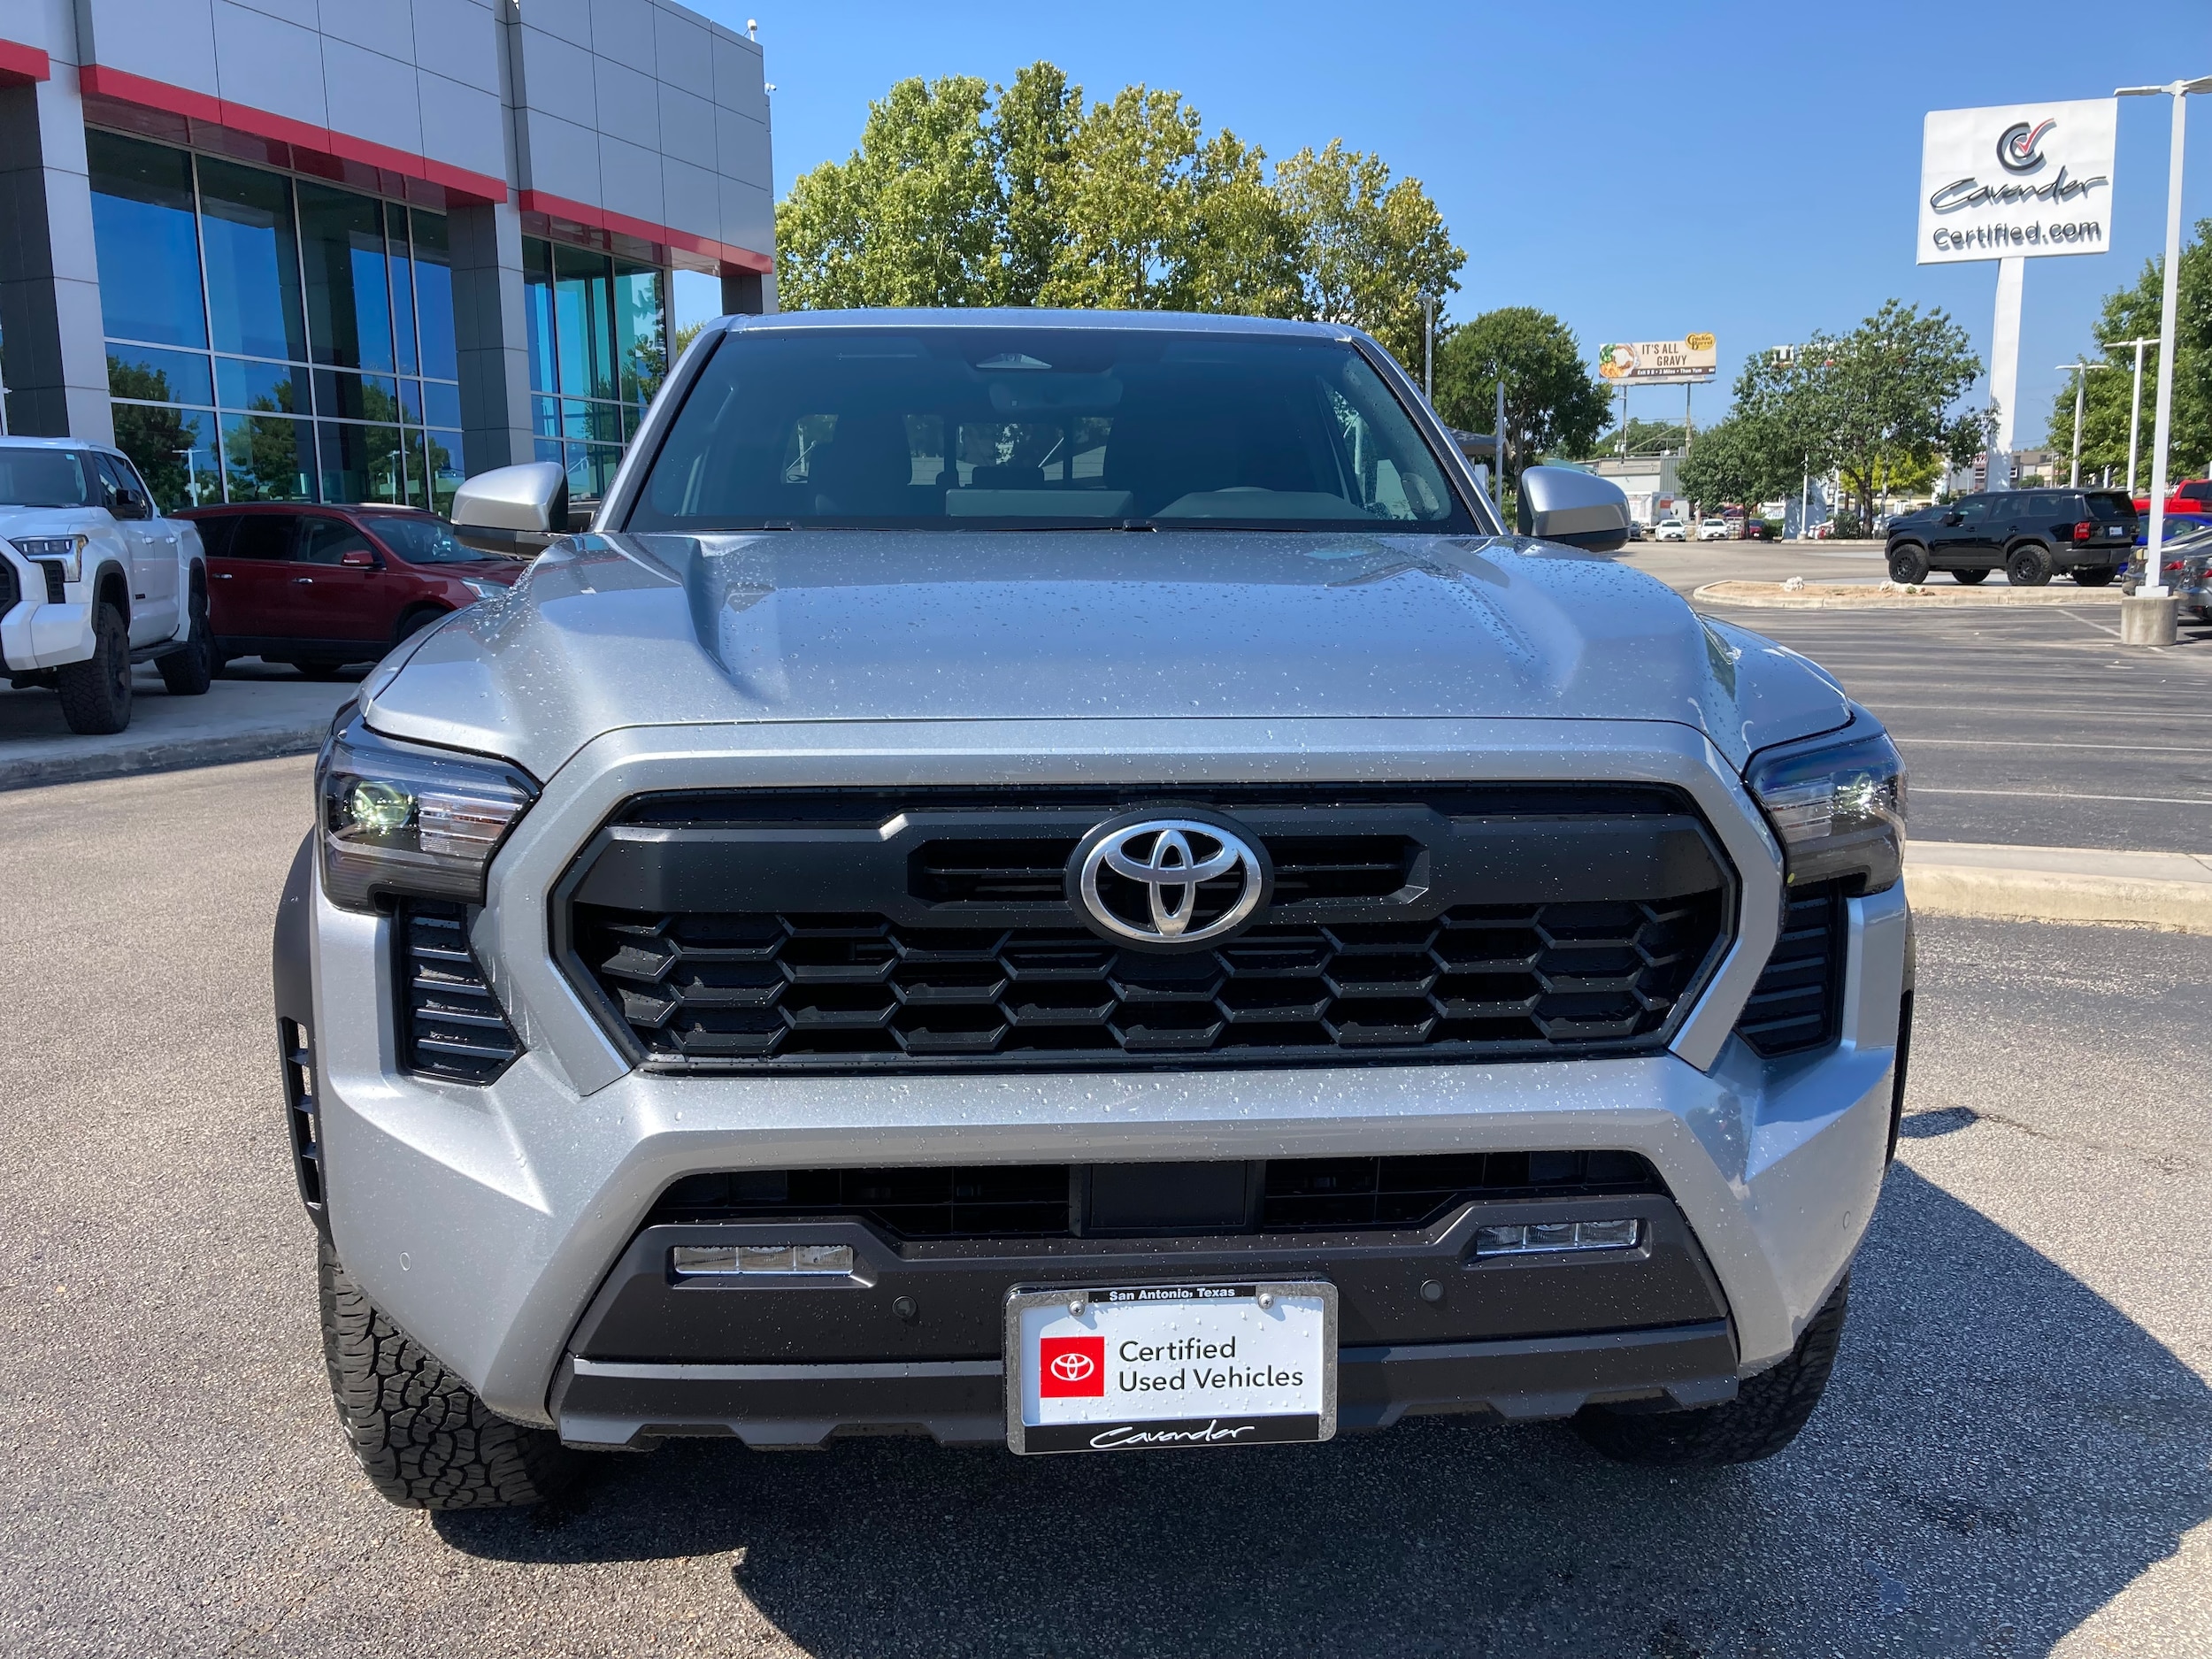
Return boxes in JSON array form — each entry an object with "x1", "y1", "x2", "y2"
[
  {"x1": 1917, "y1": 99, "x2": 2116, "y2": 264},
  {"x1": 1596, "y1": 334, "x2": 1717, "y2": 385}
]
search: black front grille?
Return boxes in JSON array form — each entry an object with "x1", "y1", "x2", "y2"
[
  {"x1": 1733, "y1": 882, "x2": 1847, "y2": 1057},
  {"x1": 648, "y1": 1152, "x2": 1667, "y2": 1240},
  {"x1": 0, "y1": 558, "x2": 18, "y2": 615},
  {"x1": 36, "y1": 560, "x2": 65, "y2": 603},
  {"x1": 575, "y1": 895, "x2": 1726, "y2": 1071},
  {"x1": 396, "y1": 900, "x2": 521, "y2": 1083}
]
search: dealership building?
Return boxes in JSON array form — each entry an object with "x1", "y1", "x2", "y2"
[{"x1": 0, "y1": 0, "x2": 774, "y2": 515}]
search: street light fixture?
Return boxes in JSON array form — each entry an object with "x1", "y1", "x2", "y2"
[
  {"x1": 2101, "y1": 334, "x2": 2160, "y2": 495},
  {"x1": 2114, "y1": 74, "x2": 2212, "y2": 607},
  {"x1": 2055, "y1": 362, "x2": 2113, "y2": 487}
]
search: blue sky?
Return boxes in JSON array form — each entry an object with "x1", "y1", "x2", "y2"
[{"x1": 688, "y1": 0, "x2": 2208, "y2": 447}]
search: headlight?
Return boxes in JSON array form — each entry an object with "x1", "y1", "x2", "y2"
[
  {"x1": 1744, "y1": 718, "x2": 1907, "y2": 893},
  {"x1": 316, "y1": 715, "x2": 538, "y2": 911},
  {"x1": 460, "y1": 578, "x2": 500, "y2": 601},
  {"x1": 12, "y1": 534, "x2": 87, "y2": 580}
]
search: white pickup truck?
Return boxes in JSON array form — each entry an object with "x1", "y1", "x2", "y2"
[{"x1": 1, "y1": 436, "x2": 215, "y2": 733}]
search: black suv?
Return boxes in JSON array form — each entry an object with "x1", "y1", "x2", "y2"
[{"x1": 1885, "y1": 488, "x2": 2139, "y2": 586}]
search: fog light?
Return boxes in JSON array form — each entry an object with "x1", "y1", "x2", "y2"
[
  {"x1": 1474, "y1": 1218, "x2": 1641, "y2": 1256},
  {"x1": 671, "y1": 1243, "x2": 855, "y2": 1277}
]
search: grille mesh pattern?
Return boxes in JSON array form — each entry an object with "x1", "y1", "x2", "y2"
[
  {"x1": 648, "y1": 1151, "x2": 1666, "y2": 1240},
  {"x1": 397, "y1": 901, "x2": 521, "y2": 1083},
  {"x1": 576, "y1": 895, "x2": 1726, "y2": 1071},
  {"x1": 0, "y1": 559, "x2": 18, "y2": 615},
  {"x1": 36, "y1": 560, "x2": 65, "y2": 603},
  {"x1": 1733, "y1": 882, "x2": 1847, "y2": 1058}
]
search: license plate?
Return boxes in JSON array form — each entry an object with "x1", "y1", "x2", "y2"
[{"x1": 1004, "y1": 1281, "x2": 1336, "y2": 1455}]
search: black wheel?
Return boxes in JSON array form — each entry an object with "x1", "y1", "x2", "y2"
[
  {"x1": 1573, "y1": 1275, "x2": 1849, "y2": 1466},
  {"x1": 156, "y1": 572, "x2": 216, "y2": 695},
  {"x1": 56, "y1": 601, "x2": 134, "y2": 734},
  {"x1": 2005, "y1": 543, "x2": 2054, "y2": 586},
  {"x1": 1886, "y1": 544, "x2": 1930, "y2": 583},
  {"x1": 2070, "y1": 565, "x2": 2117, "y2": 588},
  {"x1": 319, "y1": 1240, "x2": 577, "y2": 1509},
  {"x1": 394, "y1": 606, "x2": 447, "y2": 645},
  {"x1": 295, "y1": 659, "x2": 355, "y2": 681},
  {"x1": 1952, "y1": 566, "x2": 1990, "y2": 585}
]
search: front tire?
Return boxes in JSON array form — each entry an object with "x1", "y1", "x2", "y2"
[
  {"x1": 56, "y1": 601, "x2": 134, "y2": 734},
  {"x1": 2071, "y1": 565, "x2": 2117, "y2": 588},
  {"x1": 1573, "y1": 1275, "x2": 1849, "y2": 1466},
  {"x1": 157, "y1": 574, "x2": 216, "y2": 695},
  {"x1": 2006, "y1": 543, "x2": 2054, "y2": 586},
  {"x1": 1887, "y1": 544, "x2": 1931, "y2": 583},
  {"x1": 319, "y1": 1241, "x2": 577, "y2": 1509}
]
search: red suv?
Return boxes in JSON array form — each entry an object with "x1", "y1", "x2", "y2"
[{"x1": 176, "y1": 503, "x2": 526, "y2": 678}]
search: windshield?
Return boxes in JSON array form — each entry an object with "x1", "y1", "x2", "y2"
[
  {"x1": 0, "y1": 448, "x2": 97, "y2": 510},
  {"x1": 626, "y1": 327, "x2": 1479, "y2": 534},
  {"x1": 360, "y1": 513, "x2": 493, "y2": 565}
]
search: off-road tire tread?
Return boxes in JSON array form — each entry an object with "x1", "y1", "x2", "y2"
[
  {"x1": 319, "y1": 1241, "x2": 574, "y2": 1509},
  {"x1": 56, "y1": 602, "x2": 132, "y2": 733},
  {"x1": 157, "y1": 576, "x2": 216, "y2": 695},
  {"x1": 1886, "y1": 545, "x2": 1930, "y2": 583},
  {"x1": 1572, "y1": 1276, "x2": 1849, "y2": 1466}
]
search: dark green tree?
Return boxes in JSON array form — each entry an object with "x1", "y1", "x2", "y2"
[
  {"x1": 1675, "y1": 412, "x2": 1801, "y2": 511},
  {"x1": 772, "y1": 63, "x2": 1461, "y2": 368},
  {"x1": 1733, "y1": 302, "x2": 1986, "y2": 529},
  {"x1": 2046, "y1": 219, "x2": 2212, "y2": 488},
  {"x1": 1431, "y1": 309, "x2": 1611, "y2": 486}
]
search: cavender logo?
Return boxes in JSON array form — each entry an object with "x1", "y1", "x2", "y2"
[{"x1": 1998, "y1": 118, "x2": 2055, "y2": 174}]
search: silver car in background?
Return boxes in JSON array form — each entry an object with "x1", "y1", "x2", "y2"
[{"x1": 276, "y1": 311, "x2": 1911, "y2": 1508}]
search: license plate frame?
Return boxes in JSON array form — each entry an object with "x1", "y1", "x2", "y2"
[{"x1": 1003, "y1": 1279, "x2": 1338, "y2": 1455}]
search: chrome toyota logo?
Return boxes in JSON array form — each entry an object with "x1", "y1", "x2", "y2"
[{"x1": 1071, "y1": 814, "x2": 1270, "y2": 948}]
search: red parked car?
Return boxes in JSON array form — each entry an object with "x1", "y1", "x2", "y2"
[
  {"x1": 2132, "y1": 478, "x2": 2212, "y2": 518},
  {"x1": 176, "y1": 503, "x2": 526, "y2": 678}
]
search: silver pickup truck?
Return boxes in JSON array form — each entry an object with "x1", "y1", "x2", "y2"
[{"x1": 274, "y1": 310, "x2": 1910, "y2": 1509}]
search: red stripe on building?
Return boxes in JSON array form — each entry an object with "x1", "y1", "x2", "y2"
[
  {"x1": 519, "y1": 188, "x2": 772, "y2": 275},
  {"x1": 76, "y1": 64, "x2": 507, "y2": 205},
  {"x1": 0, "y1": 37, "x2": 54, "y2": 85}
]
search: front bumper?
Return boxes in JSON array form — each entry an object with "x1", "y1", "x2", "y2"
[
  {"x1": 296, "y1": 718, "x2": 1908, "y2": 1436},
  {"x1": 0, "y1": 581, "x2": 96, "y2": 672}
]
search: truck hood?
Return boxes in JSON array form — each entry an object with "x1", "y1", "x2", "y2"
[{"x1": 362, "y1": 530, "x2": 1853, "y2": 780}]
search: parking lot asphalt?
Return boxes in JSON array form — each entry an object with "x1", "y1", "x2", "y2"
[
  {"x1": 2, "y1": 757, "x2": 2207, "y2": 1658},
  {"x1": 1625, "y1": 545, "x2": 2212, "y2": 852}
]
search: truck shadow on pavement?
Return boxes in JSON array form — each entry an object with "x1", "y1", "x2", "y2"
[{"x1": 436, "y1": 1164, "x2": 2212, "y2": 1656}]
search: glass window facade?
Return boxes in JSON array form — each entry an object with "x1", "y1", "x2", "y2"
[
  {"x1": 86, "y1": 130, "x2": 465, "y2": 514},
  {"x1": 524, "y1": 236, "x2": 666, "y2": 501}
]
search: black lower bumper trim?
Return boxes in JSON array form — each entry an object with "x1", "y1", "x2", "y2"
[{"x1": 551, "y1": 1321, "x2": 1738, "y2": 1450}]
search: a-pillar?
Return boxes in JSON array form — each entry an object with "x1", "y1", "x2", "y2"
[
  {"x1": 0, "y1": 63, "x2": 112, "y2": 441},
  {"x1": 447, "y1": 198, "x2": 536, "y2": 472}
]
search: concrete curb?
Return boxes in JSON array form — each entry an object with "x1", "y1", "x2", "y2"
[
  {"x1": 1906, "y1": 841, "x2": 2212, "y2": 936},
  {"x1": 1695, "y1": 579, "x2": 2123, "y2": 611},
  {"x1": 0, "y1": 723, "x2": 328, "y2": 792}
]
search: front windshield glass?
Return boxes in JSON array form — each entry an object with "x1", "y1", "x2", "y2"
[
  {"x1": 361, "y1": 513, "x2": 493, "y2": 565},
  {"x1": 0, "y1": 448, "x2": 97, "y2": 509},
  {"x1": 626, "y1": 327, "x2": 1479, "y2": 533}
]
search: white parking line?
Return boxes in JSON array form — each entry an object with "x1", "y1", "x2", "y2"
[
  {"x1": 1893, "y1": 738, "x2": 2212, "y2": 754},
  {"x1": 1914, "y1": 787, "x2": 2212, "y2": 807}
]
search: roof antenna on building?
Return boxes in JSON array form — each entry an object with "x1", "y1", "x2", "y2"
[{"x1": 747, "y1": 18, "x2": 757, "y2": 38}]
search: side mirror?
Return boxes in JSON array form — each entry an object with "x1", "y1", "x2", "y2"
[
  {"x1": 1942, "y1": 511, "x2": 1962, "y2": 525},
  {"x1": 339, "y1": 548, "x2": 378, "y2": 569},
  {"x1": 1515, "y1": 465, "x2": 1632, "y2": 552},
  {"x1": 450, "y1": 461, "x2": 569, "y2": 534},
  {"x1": 115, "y1": 488, "x2": 150, "y2": 521}
]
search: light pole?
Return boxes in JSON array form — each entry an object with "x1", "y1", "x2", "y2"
[
  {"x1": 2115, "y1": 74, "x2": 2212, "y2": 611},
  {"x1": 1493, "y1": 373, "x2": 1506, "y2": 514},
  {"x1": 1421, "y1": 295, "x2": 1436, "y2": 401},
  {"x1": 2102, "y1": 334, "x2": 2160, "y2": 495},
  {"x1": 2055, "y1": 362, "x2": 2113, "y2": 487}
]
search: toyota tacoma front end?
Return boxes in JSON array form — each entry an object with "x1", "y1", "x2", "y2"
[{"x1": 274, "y1": 311, "x2": 1910, "y2": 1508}]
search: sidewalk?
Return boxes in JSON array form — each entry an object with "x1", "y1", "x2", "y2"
[
  {"x1": 1907, "y1": 841, "x2": 2212, "y2": 935},
  {"x1": 0, "y1": 663, "x2": 357, "y2": 791}
]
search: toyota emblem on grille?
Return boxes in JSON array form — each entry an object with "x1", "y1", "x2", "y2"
[
  {"x1": 1049, "y1": 1351, "x2": 1096, "y2": 1383},
  {"x1": 1070, "y1": 812, "x2": 1271, "y2": 948}
]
